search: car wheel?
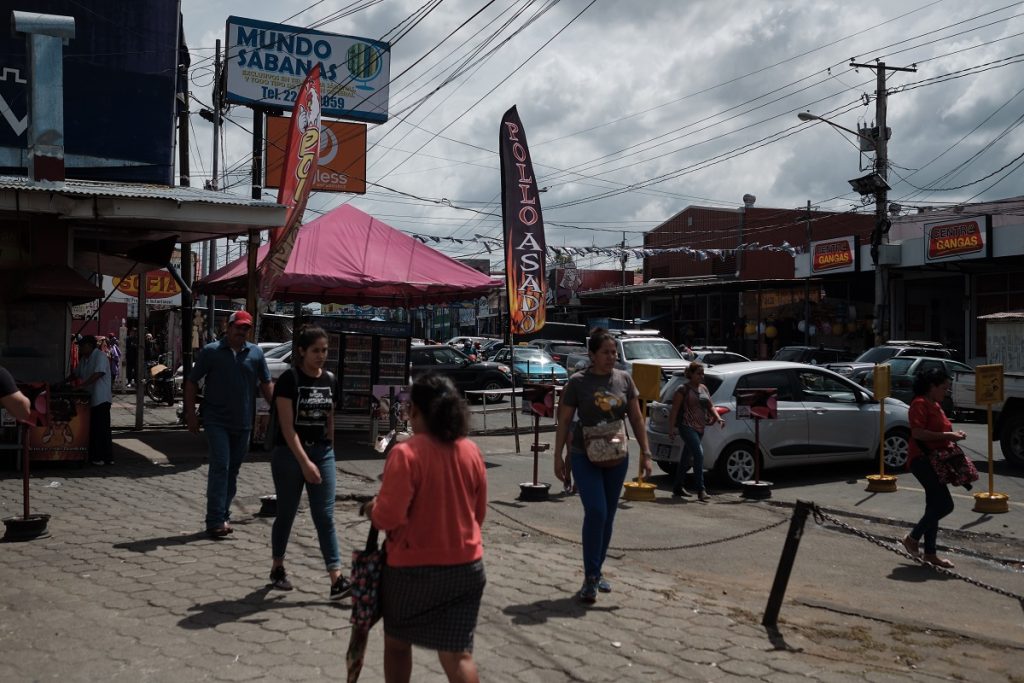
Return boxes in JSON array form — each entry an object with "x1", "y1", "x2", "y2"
[
  {"x1": 481, "y1": 379, "x2": 506, "y2": 404},
  {"x1": 656, "y1": 460, "x2": 677, "y2": 477},
  {"x1": 999, "y1": 411, "x2": 1024, "y2": 468},
  {"x1": 714, "y1": 442, "x2": 758, "y2": 488},
  {"x1": 882, "y1": 428, "x2": 910, "y2": 470}
]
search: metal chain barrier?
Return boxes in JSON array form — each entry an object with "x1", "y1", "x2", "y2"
[
  {"x1": 487, "y1": 501, "x2": 788, "y2": 552},
  {"x1": 810, "y1": 504, "x2": 1024, "y2": 603}
]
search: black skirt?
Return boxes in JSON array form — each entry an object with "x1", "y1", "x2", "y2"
[{"x1": 382, "y1": 560, "x2": 486, "y2": 652}]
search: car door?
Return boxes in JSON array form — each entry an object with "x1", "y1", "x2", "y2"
[
  {"x1": 733, "y1": 370, "x2": 808, "y2": 464},
  {"x1": 423, "y1": 347, "x2": 475, "y2": 392},
  {"x1": 796, "y1": 369, "x2": 874, "y2": 459}
]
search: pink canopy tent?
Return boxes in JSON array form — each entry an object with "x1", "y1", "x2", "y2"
[{"x1": 196, "y1": 204, "x2": 500, "y2": 305}]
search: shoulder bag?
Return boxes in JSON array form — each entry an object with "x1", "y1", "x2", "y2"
[
  {"x1": 582, "y1": 420, "x2": 628, "y2": 468},
  {"x1": 917, "y1": 439, "x2": 978, "y2": 489}
]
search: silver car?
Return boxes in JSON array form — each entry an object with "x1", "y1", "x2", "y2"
[{"x1": 645, "y1": 361, "x2": 911, "y2": 487}]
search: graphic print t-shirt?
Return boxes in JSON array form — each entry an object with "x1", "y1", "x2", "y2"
[
  {"x1": 272, "y1": 368, "x2": 335, "y2": 446},
  {"x1": 561, "y1": 369, "x2": 637, "y2": 447}
]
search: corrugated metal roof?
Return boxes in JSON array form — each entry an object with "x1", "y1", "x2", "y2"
[{"x1": 0, "y1": 175, "x2": 281, "y2": 208}]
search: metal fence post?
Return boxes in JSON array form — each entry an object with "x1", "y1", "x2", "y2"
[{"x1": 762, "y1": 499, "x2": 812, "y2": 629}]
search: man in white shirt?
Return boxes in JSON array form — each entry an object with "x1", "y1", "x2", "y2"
[{"x1": 76, "y1": 336, "x2": 113, "y2": 465}]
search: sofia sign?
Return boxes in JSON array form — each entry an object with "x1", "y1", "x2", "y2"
[{"x1": 111, "y1": 271, "x2": 180, "y2": 299}]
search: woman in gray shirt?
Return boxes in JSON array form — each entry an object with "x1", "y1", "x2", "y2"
[{"x1": 553, "y1": 329, "x2": 652, "y2": 604}]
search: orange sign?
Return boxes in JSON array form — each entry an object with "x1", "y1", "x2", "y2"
[
  {"x1": 926, "y1": 219, "x2": 984, "y2": 261},
  {"x1": 266, "y1": 114, "x2": 366, "y2": 194},
  {"x1": 112, "y1": 271, "x2": 181, "y2": 299},
  {"x1": 811, "y1": 237, "x2": 856, "y2": 274}
]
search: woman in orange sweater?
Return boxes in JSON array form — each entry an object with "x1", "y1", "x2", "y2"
[{"x1": 364, "y1": 373, "x2": 487, "y2": 683}]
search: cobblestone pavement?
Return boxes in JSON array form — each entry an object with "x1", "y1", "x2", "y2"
[{"x1": 0, "y1": 430, "x2": 1021, "y2": 682}]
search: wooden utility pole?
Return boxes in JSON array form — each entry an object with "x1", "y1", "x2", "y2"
[
  {"x1": 206, "y1": 39, "x2": 223, "y2": 342},
  {"x1": 849, "y1": 60, "x2": 916, "y2": 345}
]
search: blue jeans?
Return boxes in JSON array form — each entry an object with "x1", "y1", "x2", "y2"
[
  {"x1": 570, "y1": 449, "x2": 629, "y2": 580},
  {"x1": 672, "y1": 426, "x2": 706, "y2": 492},
  {"x1": 271, "y1": 443, "x2": 341, "y2": 571},
  {"x1": 205, "y1": 424, "x2": 252, "y2": 529},
  {"x1": 909, "y1": 456, "x2": 954, "y2": 555}
]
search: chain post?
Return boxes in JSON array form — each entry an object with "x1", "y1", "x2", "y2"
[{"x1": 762, "y1": 499, "x2": 813, "y2": 629}]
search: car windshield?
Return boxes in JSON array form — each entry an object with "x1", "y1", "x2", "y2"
[
  {"x1": 773, "y1": 348, "x2": 805, "y2": 362},
  {"x1": 549, "y1": 343, "x2": 584, "y2": 355},
  {"x1": 855, "y1": 347, "x2": 900, "y2": 363},
  {"x1": 659, "y1": 375, "x2": 723, "y2": 402},
  {"x1": 622, "y1": 339, "x2": 682, "y2": 361},
  {"x1": 265, "y1": 342, "x2": 293, "y2": 359},
  {"x1": 511, "y1": 348, "x2": 550, "y2": 362},
  {"x1": 886, "y1": 358, "x2": 915, "y2": 375}
]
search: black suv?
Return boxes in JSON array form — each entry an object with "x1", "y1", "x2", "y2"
[
  {"x1": 826, "y1": 340, "x2": 955, "y2": 384},
  {"x1": 773, "y1": 346, "x2": 857, "y2": 366},
  {"x1": 409, "y1": 345, "x2": 512, "y2": 402}
]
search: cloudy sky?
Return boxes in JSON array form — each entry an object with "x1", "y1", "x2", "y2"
[{"x1": 180, "y1": 0, "x2": 1024, "y2": 271}]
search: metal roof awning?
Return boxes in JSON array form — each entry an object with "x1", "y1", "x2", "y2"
[{"x1": 0, "y1": 174, "x2": 285, "y2": 241}]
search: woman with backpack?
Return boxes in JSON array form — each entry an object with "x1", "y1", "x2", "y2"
[{"x1": 668, "y1": 362, "x2": 725, "y2": 501}]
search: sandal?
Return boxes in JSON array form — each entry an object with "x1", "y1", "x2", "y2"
[
  {"x1": 899, "y1": 535, "x2": 919, "y2": 556},
  {"x1": 923, "y1": 555, "x2": 955, "y2": 569}
]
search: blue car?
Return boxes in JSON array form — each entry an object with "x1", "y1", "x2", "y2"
[{"x1": 491, "y1": 347, "x2": 569, "y2": 384}]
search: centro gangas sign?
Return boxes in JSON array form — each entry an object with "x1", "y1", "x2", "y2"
[
  {"x1": 924, "y1": 216, "x2": 990, "y2": 263},
  {"x1": 810, "y1": 236, "x2": 857, "y2": 274}
]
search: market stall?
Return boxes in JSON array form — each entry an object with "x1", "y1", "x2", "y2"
[{"x1": 197, "y1": 204, "x2": 500, "y2": 437}]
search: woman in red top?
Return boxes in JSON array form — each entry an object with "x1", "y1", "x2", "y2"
[
  {"x1": 902, "y1": 368, "x2": 966, "y2": 568},
  {"x1": 365, "y1": 373, "x2": 487, "y2": 683}
]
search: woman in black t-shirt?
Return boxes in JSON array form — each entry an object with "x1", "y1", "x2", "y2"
[{"x1": 268, "y1": 326, "x2": 350, "y2": 601}]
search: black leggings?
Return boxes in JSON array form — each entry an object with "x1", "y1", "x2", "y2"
[{"x1": 909, "y1": 456, "x2": 954, "y2": 555}]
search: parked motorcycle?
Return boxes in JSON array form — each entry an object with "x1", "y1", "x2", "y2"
[{"x1": 145, "y1": 354, "x2": 177, "y2": 406}]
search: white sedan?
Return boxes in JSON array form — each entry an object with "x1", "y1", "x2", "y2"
[{"x1": 645, "y1": 361, "x2": 911, "y2": 487}]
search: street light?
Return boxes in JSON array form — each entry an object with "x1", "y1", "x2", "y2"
[
  {"x1": 797, "y1": 110, "x2": 891, "y2": 345},
  {"x1": 796, "y1": 112, "x2": 871, "y2": 142}
]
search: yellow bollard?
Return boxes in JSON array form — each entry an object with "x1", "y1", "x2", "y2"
[
  {"x1": 623, "y1": 399, "x2": 656, "y2": 501},
  {"x1": 972, "y1": 399, "x2": 1009, "y2": 513},
  {"x1": 866, "y1": 364, "x2": 898, "y2": 492}
]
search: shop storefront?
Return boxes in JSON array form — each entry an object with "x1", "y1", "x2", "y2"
[{"x1": 797, "y1": 198, "x2": 1024, "y2": 364}]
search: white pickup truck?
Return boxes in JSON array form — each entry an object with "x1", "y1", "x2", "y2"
[{"x1": 951, "y1": 370, "x2": 1024, "y2": 467}]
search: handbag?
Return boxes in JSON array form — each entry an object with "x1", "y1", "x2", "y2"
[
  {"x1": 918, "y1": 440, "x2": 978, "y2": 489},
  {"x1": 349, "y1": 525, "x2": 385, "y2": 631},
  {"x1": 346, "y1": 524, "x2": 384, "y2": 683},
  {"x1": 582, "y1": 420, "x2": 628, "y2": 468}
]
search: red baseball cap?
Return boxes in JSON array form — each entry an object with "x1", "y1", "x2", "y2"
[{"x1": 228, "y1": 310, "x2": 253, "y2": 327}]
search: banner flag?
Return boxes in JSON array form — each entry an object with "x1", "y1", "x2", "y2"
[
  {"x1": 259, "y1": 64, "x2": 322, "y2": 301},
  {"x1": 499, "y1": 105, "x2": 546, "y2": 334}
]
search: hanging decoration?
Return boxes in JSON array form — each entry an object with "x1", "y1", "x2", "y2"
[{"x1": 410, "y1": 234, "x2": 800, "y2": 262}]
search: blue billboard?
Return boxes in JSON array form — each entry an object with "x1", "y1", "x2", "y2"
[{"x1": 0, "y1": 0, "x2": 182, "y2": 185}]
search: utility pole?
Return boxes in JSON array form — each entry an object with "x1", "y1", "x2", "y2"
[
  {"x1": 850, "y1": 60, "x2": 916, "y2": 346},
  {"x1": 804, "y1": 200, "x2": 811, "y2": 347},
  {"x1": 206, "y1": 38, "x2": 223, "y2": 341},
  {"x1": 247, "y1": 110, "x2": 264, "y2": 339},
  {"x1": 621, "y1": 232, "x2": 627, "y2": 327}
]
